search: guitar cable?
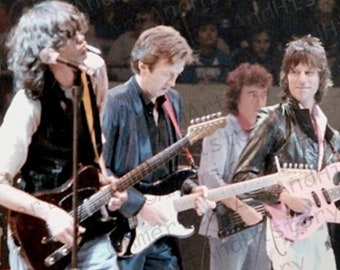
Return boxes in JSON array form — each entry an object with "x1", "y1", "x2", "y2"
[
  {"x1": 268, "y1": 218, "x2": 288, "y2": 257},
  {"x1": 199, "y1": 207, "x2": 268, "y2": 269},
  {"x1": 198, "y1": 210, "x2": 215, "y2": 270},
  {"x1": 252, "y1": 218, "x2": 269, "y2": 269}
]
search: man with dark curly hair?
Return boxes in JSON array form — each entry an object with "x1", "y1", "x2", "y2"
[
  {"x1": 198, "y1": 63, "x2": 273, "y2": 270},
  {"x1": 0, "y1": 1, "x2": 126, "y2": 269}
]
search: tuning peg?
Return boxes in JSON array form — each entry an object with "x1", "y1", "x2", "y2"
[
  {"x1": 200, "y1": 116, "x2": 207, "y2": 122},
  {"x1": 189, "y1": 112, "x2": 224, "y2": 126},
  {"x1": 302, "y1": 164, "x2": 310, "y2": 169},
  {"x1": 190, "y1": 118, "x2": 200, "y2": 124}
]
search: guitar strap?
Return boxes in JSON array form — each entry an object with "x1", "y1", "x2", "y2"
[
  {"x1": 163, "y1": 94, "x2": 196, "y2": 168},
  {"x1": 81, "y1": 72, "x2": 100, "y2": 162}
]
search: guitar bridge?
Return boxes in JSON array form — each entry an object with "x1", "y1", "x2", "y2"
[
  {"x1": 128, "y1": 216, "x2": 138, "y2": 229},
  {"x1": 44, "y1": 245, "x2": 71, "y2": 267}
]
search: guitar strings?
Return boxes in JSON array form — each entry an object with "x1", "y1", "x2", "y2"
[{"x1": 229, "y1": 205, "x2": 266, "y2": 224}]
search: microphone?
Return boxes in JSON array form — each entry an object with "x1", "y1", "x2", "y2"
[
  {"x1": 39, "y1": 48, "x2": 94, "y2": 76},
  {"x1": 86, "y1": 44, "x2": 102, "y2": 55}
]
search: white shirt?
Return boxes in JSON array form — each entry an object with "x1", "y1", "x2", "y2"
[
  {"x1": 0, "y1": 52, "x2": 108, "y2": 185},
  {"x1": 198, "y1": 114, "x2": 249, "y2": 237}
]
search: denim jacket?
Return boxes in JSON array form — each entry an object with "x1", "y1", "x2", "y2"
[{"x1": 102, "y1": 76, "x2": 184, "y2": 217}]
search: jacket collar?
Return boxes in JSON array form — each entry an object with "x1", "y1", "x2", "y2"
[{"x1": 284, "y1": 97, "x2": 334, "y2": 142}]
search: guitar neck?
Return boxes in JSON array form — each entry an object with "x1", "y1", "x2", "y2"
[
  {"x1": 116, "y1": 137, "x2": 190, "y2": 191},
  {"x1": 75, "y1": 136, "x2": 191, "y2": 221},
  {"x1": 75, "y1": 114, "x2": 227, "y2": 221},
  {"x1": 173, "y1": 170, "x2": 310, "y2": 212}
]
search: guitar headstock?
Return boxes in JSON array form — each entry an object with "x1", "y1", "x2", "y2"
[
  {"x1": 278, "y1": 161, "x2": 315, "y2": 175},
  {"x1": 277, "y1": 162, "x2": 319, "y2": 190},
  {"x1": 274, "y1": 156, "x2": 316, "y2": 178},
  {"x1": 186, "y1": 112, "x2": 226, "y2": 144}
]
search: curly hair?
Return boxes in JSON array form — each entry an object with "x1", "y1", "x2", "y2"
[
  {"x1": 279, "y1": 35, "x2": 333, "y2": 103},
  {"x1": 6, "y1": 1, "x2": 88, "y2": 99},
  {"x1": 130, "y1": 25, "x2": 193, "y2": 74},
  {"x1": 225, "y1": 63, "x2": 273, "y2": 115}
]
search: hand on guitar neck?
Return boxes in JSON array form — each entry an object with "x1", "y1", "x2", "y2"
[
  {"x1": 45, "y1": 206, "x2": 86, "y2": 247},
  {"x1": 104, "y1": 175, "x2": 128, "y2": 211},
  {"x1": 191, "y1": 185, "x2": 216, "y2": 216},
  {"x1": 138, "y1": 181, "x2": 215, "y2": 226}
]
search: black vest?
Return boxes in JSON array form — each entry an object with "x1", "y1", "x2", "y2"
[{"x1": 20, "y1": 71, "x2": 102, "y2": 193}]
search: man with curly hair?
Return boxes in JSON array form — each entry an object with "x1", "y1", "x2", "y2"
[
  {"x1": 0, "y1": 1, "x2": 126, "y2": 269},
  {"x1": 198, "y1": 63, "x2": 273, "y2": 270}
]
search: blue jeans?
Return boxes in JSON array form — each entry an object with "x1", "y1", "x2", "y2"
[
  {"x1": 8, "y1": 235, "x2": 119, "y2": 270},
  {"x1": 209, "y1": 223, "x2": 271, "y2": 270},
  {"x1": 118, "y1": 238, "x2": 181, "y2": 270}
]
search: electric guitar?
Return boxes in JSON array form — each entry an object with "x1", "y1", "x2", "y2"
[
  {"x1": 178, "y1": 162, "x2": 340, "y2": 242},
  {"x1": 215, "y1": 199, "x2": 266, "y2": 240},
  {"x1": 113, "y1": 162, "x2": 340, "y2": 255},
  {"x1": 111, "y1": 166, "x2": 312, "y2": 256},
  {"x1": 264, "y1": 162, "x2": 340, "y2": 241},
  {"x1": 9, "y1": 113, "x2": 227, "y2": 270}
]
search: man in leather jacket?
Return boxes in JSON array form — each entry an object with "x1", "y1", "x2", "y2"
[{"x1": 232, "y1": 35, "x2": 340, "y2": 270}]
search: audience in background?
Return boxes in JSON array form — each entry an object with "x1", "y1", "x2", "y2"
[
  {"x1": 0, "y1": 74, "x2": 13, "y2": 125},
  {"x1": 178, "y1": 13, "x2": 233, "y2": 84},
  {"x1": 289, "y1": 0, "x2": 340, "y2": 82},
  {"x1": 2, "y1": 0, "x2": 340, "y2": 86},
  {"x1": 0, "y1": 2, "x2": 11, "y2": 71},
  {"x1": 88, "y1": 2, "x2": 133, "y2": 57},
  {"x1": 228, "y1": 0, "x2": 288, "y2": 50},
  {"x1": 156, "y1": 0, "x2": 230, "y2": 50},
  {"x1": 0, "y1": 2, "x2": 10, "y2": 34},
  {"x1": 106, "y1": 1, "x2": 160, "y2": 81},
  {"x1": 232, "y1": 26, "x2": 281, "y2": 84}
]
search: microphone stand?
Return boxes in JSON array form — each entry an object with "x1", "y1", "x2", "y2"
[{"x1": 70, "y1": 75, "x2": 82, "y2": 270}]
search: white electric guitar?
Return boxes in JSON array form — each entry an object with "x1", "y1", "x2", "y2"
[{"x1": 117, "y1": 163, "x2": 335, "y2": 256}]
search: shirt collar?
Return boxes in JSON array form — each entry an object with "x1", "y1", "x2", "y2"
[{"x1": 139, "y1": 89, "x2": 166, "y2": 109}]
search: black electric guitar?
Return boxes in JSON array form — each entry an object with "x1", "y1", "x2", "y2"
[
  {"x1": 9, "y1": 113, "x2": 226, "y2": 270},
  {"x1": 215, "y1": 199, "x2": 266, "y2": 240}
]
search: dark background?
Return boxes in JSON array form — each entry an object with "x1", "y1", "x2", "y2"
[{"x1": 1, "y1": 1, "x2": 340, "y2": 269}]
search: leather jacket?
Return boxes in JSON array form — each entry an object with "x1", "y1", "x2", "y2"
[{"x1": 232, "y1": 98, "x2": 340, "y2": 204}]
